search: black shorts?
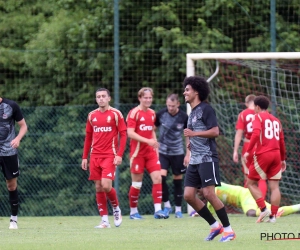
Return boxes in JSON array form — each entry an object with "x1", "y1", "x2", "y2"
[
  {"x1": 0, "y1": 154, "x2": 20, "y2": 180},
  {"x1": 184, "y1": 162, "x2": 221, "y2": 188},
  {"x1": 159, "y1": 153, "x2": 186, "y2": 176}
]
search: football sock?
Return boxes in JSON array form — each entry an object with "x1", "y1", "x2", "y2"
[
  {"x1": 258, "y1": 179, "x2": 267, "y2": 199},
  {"x1": 129, "y1": 186, "x2": 140, "y2": 208},
  {"x1": 102, "y1": 215, "x2": 109, "y2": 222},
  {"x1": 271, "y1": 205, "x2": 279, "y2": 217},
  {"x1": 96, "y1": 192, "x2": 108, "y2": 216},
  {"x1": 164, "y1": 201, "x2": 171, "y2": 208},
  {"x1": 161, "y1": 176, "x2": 169, "y2": 202},
  {"x1": 197, "y1": 205, "x2": 217, "y2": 225},
  {"x1": 154, "y1": 203, "x2": 162, "y2": 212},
  {"x1": 216, "y1": 206, "x2": 230, "y2": 228},
  {"x1": 130, "y1": 207, "x2": 138, "y2": 215},
  {"x1": 210, "y1": 221, "x2": 220, "y2": 229},
  {"x1": 152, "y1": 183, "x2": 162, "y2": 204},
  {"x1": 255, "y1": 197, "x2": 266, "y2": 211},
  {"x1": 175, "y1": 206, "x2": 181, "y2": 213},
  {"x1": 173, "y1": 179, "x2": 183, "y2": 207},
  {"x1": 10, "y1": 215, "x2": 17, "y2": 221},
  {"x1": 9, "y1": 189, "x2": 19, "y2": 216},
  {"x1": 106, "y1": 188, "x2": 118, "y2": 208}
]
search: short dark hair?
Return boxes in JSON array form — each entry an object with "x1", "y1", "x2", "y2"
[
  {"x1": 183, "y1": 76, "x2": 210, "y2": 101},
  {"x1": 254, "y1": 95, "x2": 270, "y2": 110},
  {"x1": 95, "y1": 88, "x2": 111, "y2": 97},
  {"x1": 167, "y1": 93, "x2": 179, "y2": 102}
]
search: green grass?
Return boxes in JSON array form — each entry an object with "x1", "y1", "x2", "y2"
[{"x1": 1, "y1": 214, "x2": 300, "y2": 250}]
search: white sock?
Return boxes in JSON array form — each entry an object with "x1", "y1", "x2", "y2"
[
  {"x1": 130, "y1": 207, "x2": 138, "y2": 215},
  {"x1": 113, "y1": 206, "x2": 120, "y2": 211},
  {"x1": 175, "y1": 206, "x2": 181, "y2": 213},
  {"x1": 101, "y1": 215, "x2": 109, "y2": 222},
  {"x1": 223, "y1": 225, "x2": 233, "y2": 232},
  {"x1": 164, "y1": 201, "x2": 171, "y2": 208},
  {"x1": 11, "y1": 215, "x2": 17, "y2": 221},
  {"x1": 210, "y1": 221, "x2": 220, "y2": 229},
  {"x1": 154, "y1": 203, "x2": 162, "y2": 212}
]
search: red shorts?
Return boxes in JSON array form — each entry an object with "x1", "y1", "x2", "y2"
[
  {"x1": 248, "y1": 150, "x2": 282, "y2": 181},
  {"x1": 89, "y1": 156, "x2": 116, "y2": 181},
  {"x1": 130, "y1": 149, "x2": 161, "y2": 174}
]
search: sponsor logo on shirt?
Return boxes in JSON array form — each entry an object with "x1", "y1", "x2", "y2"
[
  {"x1": 93, "y1": 126, "x2": 112, "y2": 132},
  {"x1": 139, "y1": 124, "x2": 153, "y2": 131}
]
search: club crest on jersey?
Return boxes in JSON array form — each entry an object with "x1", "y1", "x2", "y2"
[
  {"x1": 177, "y1": 123, "x2": 184, "y2": 129},
  {"x1": 192, "y1": 116, "x2": 197, "y2": 123},
  {"x1": 2, "y1": 113, "x2": 7, "y2": 119},
  {"x1": 107, "y1": 115, "x2": 111, "y2": 123},
  {"x1": 152, "y1": 115, "x2": 154, "y2": 121}
]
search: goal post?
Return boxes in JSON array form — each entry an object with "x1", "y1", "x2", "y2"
[{"x1": 186, "y1": 52, "x2": 300, "y2": 215}]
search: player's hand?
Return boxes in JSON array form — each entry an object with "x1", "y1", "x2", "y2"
[
  {"x1": 10, "y1": 138, "x2": 21, "y2": 148},
  {"x1": 81, "y1": 159, "x2": 88, "y2": 170},
  {"x1": 183, "y1": 128, "x2": 194, "y2": 137},
  {"x1": 147, "y1": 138, "x2": 159, "y2": 148},
  {"x1": 183, "y1": 154, "x2": 190, "y2": 167},
  {"x1": 281, "y1": 160, "x2": 286, "y2": 173},
  {"x1": 242, "y1": 152, "x2": 249, "y2": 164},
  {"x1": 114, "y1": 156, "x2": 122, "y2": 166},
  {"x1": 233, "y1": 151, "x2": 239, "y2": 163}
]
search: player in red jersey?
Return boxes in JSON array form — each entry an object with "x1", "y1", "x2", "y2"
[
  {"x1": 81, "y1": 88, "x2": 127, "y2": 229},
  {"x1": 243, "y1": 95, "x2": 286, "y2": 223},
  {"x1": 127, "y1": 87, "x2": 168, "y2": 219},
  {"x1": 233, "y1": 95, "x2": 267, "y2": 198}
]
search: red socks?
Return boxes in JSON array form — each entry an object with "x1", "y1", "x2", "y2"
[
  {"x1": 129, "y1": 186, "x2": 140, "y2": 208},
  {"x1": 152, "y1": 183, "x2": 162, "y2": 204},
  {"x1": 96, "y1": 192, "x2": 107, "y2": 216}
]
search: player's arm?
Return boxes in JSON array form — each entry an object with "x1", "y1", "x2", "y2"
[
  {"x1": 11, "y1": 118, "x2": 28, "y2": 148},
  {"x1": 243, "y1": 128, "x2": 259, "y2": 162},
  {"x1": 127, "y1": 128, "x2": 158, "y2": 148},
  {"x1": 184, "y1": 126, "x2": 219, "y2": 138},
  {"x1": 233, "y1": 129, "x2": 243, "y2": 163},
  {"x1": 82, "y1": 119, "x2": 93, "y2": 170},
  {"x1": 183, "y1": 137, "x2": 190, "y2": 166}
]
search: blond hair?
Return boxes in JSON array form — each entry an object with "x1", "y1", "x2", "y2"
[
  {"x1": 245, "y1": 94, "x2": 256, "y2": 104},
  {"x1": 138, "y1": 87, "x2": 154, "y2": 98}
]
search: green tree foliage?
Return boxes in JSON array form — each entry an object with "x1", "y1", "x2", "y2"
[{"x1": 0, "y1": 0, "x2": 299, "y2": 106}]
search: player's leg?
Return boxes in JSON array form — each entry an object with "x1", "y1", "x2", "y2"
[
  {"x1": 147, "y1": 152, "x2": 168, "y2": 219},
  {"x1": 277, "y1": 204, "x2": 300, "y2": 217},
  {"x1": 2, "y1": 155, "x2": 20, "y2": 230},
  {"x1": 101, "y1": 158, "x2": 122, "y2": 227},
  {"x1": 171, "y1": 154, "x2": 186, "y2": 218},
  {"x1": 89, "y1": 157, "x2": 110, "y2": 228},
  {"x1": 265, "y1": 152, "x2": 282, "y2": 223},
  {"x1": 247, "y1": 153, "x2": 271, "y2": 223},
  {"x1": 94, "y1": 181, "x2": 111, "y2": 228},
  {"x1": 200, "y1": 162, "x2": 235, "y2": 242},
  {"x1": 159, "y1": 153, "x2": 172, "y2": 215}
]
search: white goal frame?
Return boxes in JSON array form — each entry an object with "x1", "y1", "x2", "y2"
[{"x1": 185, "y1": 52, "x2": 300, "y2": 215}]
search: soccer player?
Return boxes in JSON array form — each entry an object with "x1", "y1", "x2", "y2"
[
  {"x1": 191, "y1": 182, "x2": 300, "y2": 218},
  {"x1": 81, "y1": 88, "x2": 127, "y2": 228},
  {"x1": 0, "y1": 97, "x2": 28, "y2": 230},
  {"x1": 127, "y1": 87, "x2": 168, "y2": 219},
  {"x1": 243, "y1": 95, "x2": 286, "y2": 223},
  {"x1": 233, "y1": 94, "x2": 267, "y2": 198},
  {"x1": 155, "y1": 93, "x2": 190, "y2": 218},
  {"x1": 182, "y1": 76, "x2": 236, "y2": 242}
]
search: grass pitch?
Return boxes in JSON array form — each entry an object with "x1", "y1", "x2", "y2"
[{"x1": 1, "y1": 214, "x2": 300, "y2": 250}]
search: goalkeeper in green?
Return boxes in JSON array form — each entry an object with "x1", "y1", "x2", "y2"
[{"x1": 191, "y1": 182, "x2": 300, "y2": 218}]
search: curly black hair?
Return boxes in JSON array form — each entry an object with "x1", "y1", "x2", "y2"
[
  {"x1": 254, "y1": 95, "x2": 270, "y2": 110},
  {"x1": 183, "y1": 76, "x2": 210, "y2": 101}
]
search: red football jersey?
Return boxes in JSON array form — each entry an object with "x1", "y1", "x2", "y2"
[
  {"x1": 82, "y1": 106, "x2": 127, "y2": 158},
  {"x1": 126, "y1": 106, "x2": 156, "y2": 156},
  {"x1": 247, "y1": 111, "x2": 286, "y2": 160},
  {"x1": 235, "y1": 108, "x2": 255, "y2": 140}
]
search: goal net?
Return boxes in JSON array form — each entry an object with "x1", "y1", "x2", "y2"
[{"x1": 186, "y1": 52, "x2": 300, "y2": 214}]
